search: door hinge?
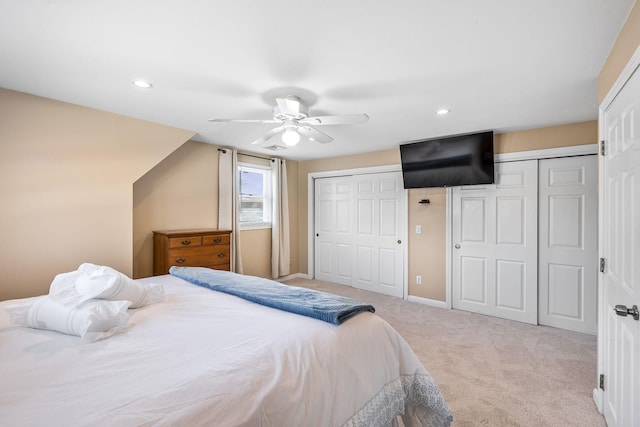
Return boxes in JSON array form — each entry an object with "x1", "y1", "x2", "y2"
[
  {"x1": 601, "y1": 140, "x2": 606, "y2": 156},
  {"x1": 600, "y1": 258, "x2": 606, "y2": 273},
  {"x1": 600, "y1": 374, "x2": 605, "y2": 391}
]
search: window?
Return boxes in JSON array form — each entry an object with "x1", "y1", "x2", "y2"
[{"x1": 238, "y1": 163, "x2": 272, "y2": 229}]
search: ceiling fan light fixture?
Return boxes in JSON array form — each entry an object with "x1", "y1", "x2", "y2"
[
  {"x1": 282, "y1": 129, "x2": 300, "y2": 146},
  {"x1": 210, "y1": 94, "x2": 367, "y2": 147}
]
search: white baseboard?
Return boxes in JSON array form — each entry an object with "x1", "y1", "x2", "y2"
[
  {"x1": 276, "y1": 273, "x2": 310, "y2": 282},
  {"x1": 407, "y1": 295, "x2": 448, "y2": 309},
  {"x1": 592, "y1": 388, "x2": 603, "y2": 414}
]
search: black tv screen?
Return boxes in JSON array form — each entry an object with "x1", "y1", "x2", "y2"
[{"x1": 399, "y1": 131, "x2": 495, "y2": 189}]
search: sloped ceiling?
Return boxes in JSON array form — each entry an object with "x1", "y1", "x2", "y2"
[{"x1": 0, "y1": 0, "x2": 634, "y2": 160}]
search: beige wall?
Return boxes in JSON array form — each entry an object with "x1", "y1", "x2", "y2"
[
  {"x1": 297, "y1": 121, "x2": 598, "y2": 301},
  {"x1": 286, "y1": 160, "x2": 300, "y2": 274},
  {"x1": 0, "y1": 88, "x2": 193, "y2": 300},
  {"x1": 494, "y1": 121, "x2": 597, "y2": 153},
  {"x1": 132, "y1": 143, "x2": 300, "y2": 280},
  {"x1": 133, "y1": 141, "x2": 220, "y2": 278},
  {"x1": 407, "y1": 187, "x2": 447, "y2": 300},
  {"x1": 240, "y1": 228, "x2": 272, "y2": 277},
  {"x1": 599, "y1": 2, "x2": 640, "y2": 102}
]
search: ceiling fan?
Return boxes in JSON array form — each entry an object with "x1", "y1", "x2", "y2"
[{"x1": 209, "y1": 95, "x2": 369, "y2": 147}]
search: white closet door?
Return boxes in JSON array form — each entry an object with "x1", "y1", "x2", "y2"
[
  {"x1": 538, "y1": 155, "x2": 598, "y2": 334},
  {"x1": 314, "y1": 176, "x2": 354, "y2": 286},
  {"x1": 601, "y1": 65, "x2": 640, "y2": 427},
  {"x1": 314, "y1": 172, "x2": 405, "y2": 297},
  {"x1": 352, "y1": 172, "x2": 405, "y2": 297},
  {"x1": 452, "y1": 160, "x2": 538, "y2": 324}
]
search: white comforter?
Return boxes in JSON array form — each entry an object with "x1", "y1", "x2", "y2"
[{"x1": 0, "y1": 274, "x2": 451, "y2": 426}]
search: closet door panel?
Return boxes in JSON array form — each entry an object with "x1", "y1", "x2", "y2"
[
  {"x1": 452, "y1": 159, "x2": 538, "y2": 324},
  {"x1": 538, "y1": 155, "x2": 597, "y2": 334}
]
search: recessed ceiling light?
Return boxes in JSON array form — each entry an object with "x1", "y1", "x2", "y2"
[
  {"x1": 436, "y1": 109, "x2": 450, "y2": 115},
  {"x1": 132, "y1": 80, "x2": 153, "y2": 89}
]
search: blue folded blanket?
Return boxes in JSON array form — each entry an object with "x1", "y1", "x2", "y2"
[{"x1": 169, "y1": 267, "x2": 375, "y2": 325}]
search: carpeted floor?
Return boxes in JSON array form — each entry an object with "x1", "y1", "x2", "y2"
[{"x1": 283, "y1": 278, "x2": 605, "y2": 427}]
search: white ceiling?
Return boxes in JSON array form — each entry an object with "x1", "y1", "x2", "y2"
[{"x1": 0, "y1": 0, "x2": 634, "y2": 161}]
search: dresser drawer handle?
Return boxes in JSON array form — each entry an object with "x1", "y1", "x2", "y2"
[
  {"x1": 217, "y1": 253, "x2": 226, "y2": 258},
  {"x1": 181, "y1": 240, "x2": 191, "y2": 246},
  {"x1": 175, "y1": 258, "x2": 186, "y2": 264},
  {"x1": 213, "y1": 237, "x2": 222, "y2": 243}
]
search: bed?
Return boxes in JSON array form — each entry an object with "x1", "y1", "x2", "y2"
[{"x1": 0, "y1": 268, "x2": 452, "y2": 426}]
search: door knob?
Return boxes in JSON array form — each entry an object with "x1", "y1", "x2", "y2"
[
  {"x1": 614, "y1": 304, "x2": 639, "y2": 321},
  {"x1": 454, "y1": 244, "x2": 461, "y2": 249}
]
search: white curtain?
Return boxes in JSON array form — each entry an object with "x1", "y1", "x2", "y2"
[
  {"x1": 218, "y1": 149, "x2": 243, "y2": 274},
  {"x1": 271, "y1": 159, "x2": 290, "y2": 279}
]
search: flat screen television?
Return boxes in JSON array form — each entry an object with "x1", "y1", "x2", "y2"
[{"x1": 399, "y1": 131, "x2": 495, "y2": 189}]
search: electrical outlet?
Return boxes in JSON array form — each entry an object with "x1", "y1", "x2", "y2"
[
  {"x1": 416, "y1": 225, "x2": 422, "y2": 234},
  {"x1": 416, "y1": 275, "x2": 422, "y2": 285}
]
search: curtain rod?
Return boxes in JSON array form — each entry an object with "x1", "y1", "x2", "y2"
[{"x1": 217, "y1": 148, "x2": 275, "y2": 162}]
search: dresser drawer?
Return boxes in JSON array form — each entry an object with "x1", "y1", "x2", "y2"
[
  {"x1": 203, "y1": 234, "x2": 230, "y2": 246},
  {"x1": 168, "y1": 246, "x2": 229, "y2": 267},
  {"x1": 168, "y1": 236, "x2": 202, "y2": 248},
  {"x1": 210, "y1": 246, "x2": 230, "y2": 266}
]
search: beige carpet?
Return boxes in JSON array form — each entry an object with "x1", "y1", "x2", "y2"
[{"x1": 283, "y1": 278, "x2": 605, "y2": 427}]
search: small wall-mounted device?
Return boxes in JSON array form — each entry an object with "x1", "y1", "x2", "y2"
[{"x1": 418, "y1": 199, "x2": 430, "y2": 204}]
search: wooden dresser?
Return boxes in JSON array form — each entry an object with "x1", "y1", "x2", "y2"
[{"x1": 153, "y1": 229, "x2": 232, "y2": 275}]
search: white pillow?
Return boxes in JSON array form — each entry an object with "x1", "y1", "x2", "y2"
[
  {"x1": 50, "y1": 263, "x2": 164, "y2": 308},
  {"x1": 5, "y1": 296, "x2": 130, "y2": 342}
]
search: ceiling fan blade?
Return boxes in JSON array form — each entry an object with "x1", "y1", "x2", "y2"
[
  {"x1": 298, "y1": 125, "x2": 333, "y2": 144},
  {"x1": 209, "y1": 118, "x2": 280, "y2": 124},
  {"x1": 300, "y1": 114, "x2": 369, "y2": 126},
  {"x1": 251, "y1": 126, "x2": 286, "y2": 145}
]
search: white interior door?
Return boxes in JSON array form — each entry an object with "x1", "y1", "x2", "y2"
[
  {"x1": 314, "y1": 172, "x2": 405, "y2": 297},
  {"x1": 452, "y1": 160, "x2": 538, "y2": 324},
  {"x1": 538, "y1": 155, "x2": 598, "y2": 334},
  {"x1": 314, "y1": 176, "x2": 354, "y2": 286},
  {"x1": 352, "y1": 172, "x2": 405, "y2": 297},
  {"x1": 601, "y1": 64, "x2": 640, "y2": 427}
]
